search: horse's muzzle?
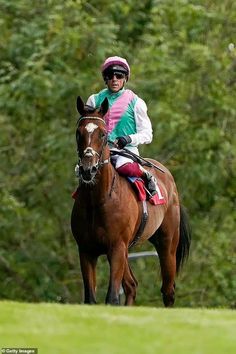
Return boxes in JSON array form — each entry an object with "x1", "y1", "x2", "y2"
[{"x1": 79, "y1": 164, "x2": 98, "y2": 183}]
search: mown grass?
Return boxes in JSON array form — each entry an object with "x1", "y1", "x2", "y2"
[{"x1": 0, "y1": 301, "x2": 235, "y2": 354}]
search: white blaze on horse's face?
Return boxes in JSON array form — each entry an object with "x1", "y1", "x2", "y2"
[
  {"x1": 85, "y1": 123, "x2": 98, "y2": 146},
  {"x1": 85, "y1": 123, "x2": 98, "y2": 133},
  {"x1": 83, "y1": 123, "x2": 100, "y2": 157}
]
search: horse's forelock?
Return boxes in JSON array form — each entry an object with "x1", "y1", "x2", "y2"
[
  {"x1": 84, "y1": 105, "x2": 96, "y2": 113},
  {"x1": 77, "y1": 105, "x2": 98, "y2": 125}
]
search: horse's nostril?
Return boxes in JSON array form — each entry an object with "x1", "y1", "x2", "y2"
[
  {"x1": 91, "y1": 165, "x2": 98, "y2": 173},
  {"x1": 79, "y1": 165, "x2": 84, "y2": 173}
]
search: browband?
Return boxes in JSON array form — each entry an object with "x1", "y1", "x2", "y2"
[{"x1": 78, "y1": 116, "x2": 106, "y2": 125}]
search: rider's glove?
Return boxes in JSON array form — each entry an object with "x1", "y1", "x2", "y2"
[{"x1": 115, "y1": 136, "x2": 132, "y2": 149}]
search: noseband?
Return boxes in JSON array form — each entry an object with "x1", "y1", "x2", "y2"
[{"x1": 77, "y1": 116, "x2": 110, "y2": 174}]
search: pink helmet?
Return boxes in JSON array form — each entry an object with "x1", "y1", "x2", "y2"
[{"x1": 101, "y1": 56, "x2": 130, "y2": 79}]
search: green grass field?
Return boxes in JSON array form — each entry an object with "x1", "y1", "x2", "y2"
[{"x1": 0, "y1": 301, "x2": 235, "y2": 354}]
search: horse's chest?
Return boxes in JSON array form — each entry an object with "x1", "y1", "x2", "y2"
[
  {"x1": 77, "y1": 208, "x2": 110, "y2": 240},
  {"x1": 74, "y1": 200, "x2": 133, "y2": 249}
]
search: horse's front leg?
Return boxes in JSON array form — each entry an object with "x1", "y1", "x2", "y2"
[
  {"x1": 106, "y1": 242, "x2": 127, "y2": 305},
  {"x1": 79, "y1": 250, "x2": 97, "y2": 304}
]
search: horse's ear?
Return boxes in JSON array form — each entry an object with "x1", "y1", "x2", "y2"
[
  {"x1": 99, "y1": 98, "x2": 109, "y2": 116},
  {"x1": 77, "y1": 96, "x2": 85, "y2": 115}
]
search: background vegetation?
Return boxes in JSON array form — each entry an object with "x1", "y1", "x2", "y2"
[{"x1": 0, "y1": 0, "x2": 235, "y2": 307}]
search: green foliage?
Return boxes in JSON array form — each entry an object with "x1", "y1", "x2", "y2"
[{"x1": 0, "y1": 0, "x2": 235, "y2": 307}]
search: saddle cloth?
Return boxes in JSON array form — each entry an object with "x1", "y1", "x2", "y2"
[
  {"x1": 127, "y1": 177, "x2": 165, "y2": 205},
  {"x1": 72, "y1": 177, "x2": 166, "y2": 206}
]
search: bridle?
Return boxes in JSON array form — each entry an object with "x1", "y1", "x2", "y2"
[
  {"x1": 78, "y1": 116, "x2": 107, "y2": 124},
  {"x1": 76, "y1": 116, "x2": 110, "y2": 175}
]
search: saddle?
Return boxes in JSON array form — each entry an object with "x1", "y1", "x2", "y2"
[
  {"x1": 110, "y1": 148, "x2": 165, "y2": 206},
  {"x1": 127, "y1": 176, "x2": 165, "y2": 205}
]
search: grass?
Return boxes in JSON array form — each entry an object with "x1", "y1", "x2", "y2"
[{"x1": 0, "y1": 301, "x2": 235, "y2": 354}]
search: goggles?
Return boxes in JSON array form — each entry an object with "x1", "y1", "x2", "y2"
[{"x1": 105, "y1": 71, "x2": 126, "y2": 80}]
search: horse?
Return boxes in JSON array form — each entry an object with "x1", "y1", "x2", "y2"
[{"x1": 71, "y1": 96, "x2": 191, "y2": 307}]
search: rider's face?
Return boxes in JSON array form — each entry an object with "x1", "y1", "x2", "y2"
[{"x1": 106, "y1": 72, "x2": 126, "y2": 92}]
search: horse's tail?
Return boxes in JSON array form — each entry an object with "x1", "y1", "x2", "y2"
[{"x1": 176, "y1": 205, "x2": 191, "y2": 273}]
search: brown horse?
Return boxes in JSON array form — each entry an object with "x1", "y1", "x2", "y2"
[{"x1": 71, "y1": 96, "x2": 191, "y2": 307}]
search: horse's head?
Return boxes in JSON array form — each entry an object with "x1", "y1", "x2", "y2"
[{"x1": 76, "y1": 96, "x2": 109, "y2": 184}]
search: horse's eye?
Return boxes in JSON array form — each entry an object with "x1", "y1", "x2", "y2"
[{"x1": 100, "y1": 131, "x2": 106, "y2": 139}]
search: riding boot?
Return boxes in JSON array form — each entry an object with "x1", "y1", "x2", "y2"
[
  {"x1": 116, "y1": 163, "x2": 158, "y2": 197},
  {"x1": 143, "y1": 170, "x2": 158, "y2": 196}
]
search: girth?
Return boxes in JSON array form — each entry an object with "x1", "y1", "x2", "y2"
[{"x1": 128, "y1": 201, "x2": 148, "y2": 249}]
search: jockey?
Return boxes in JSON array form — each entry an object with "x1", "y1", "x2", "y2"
[{"x1": 78, "y1": 56, "x2": 158, "y2": 196}]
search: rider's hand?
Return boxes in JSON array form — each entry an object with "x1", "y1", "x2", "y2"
[{"x1": 115, "y1": 136, "x2": 132, "y2": 149}]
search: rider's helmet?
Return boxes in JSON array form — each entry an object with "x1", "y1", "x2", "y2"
[{"x1": 101, "y1": 56, "x2": 130, "y2": 81}]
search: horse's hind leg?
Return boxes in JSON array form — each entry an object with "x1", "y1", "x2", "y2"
[
  {"x1": 150, "y1": 212, "x2": 179, "y2": 307},
  {"x1": 158, "y1": 237, "x2": 177, "y2": 307},
  {"x1": 79, "y1": 250, "x2": 97, "y2": 304},
  {"x1": 122, "y1": 261, "x2": 138, "y2": 305}
]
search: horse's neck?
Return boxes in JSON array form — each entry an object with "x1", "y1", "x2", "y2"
[{"x1": 87, "y1": 164, "x2": 116, "y2": 205}]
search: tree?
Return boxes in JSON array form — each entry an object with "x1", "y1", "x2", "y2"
[{"x1": 0, "y1": 0, "x2": 235, "y2": 307}]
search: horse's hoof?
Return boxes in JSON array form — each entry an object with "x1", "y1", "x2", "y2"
[{"x1": 162, "y1": 294, "x2": 175, "y2": 307}]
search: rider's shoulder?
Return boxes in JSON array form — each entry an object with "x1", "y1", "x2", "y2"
[{"x1": 134, "y1": 95, "x2": 147, "y2": 110}]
